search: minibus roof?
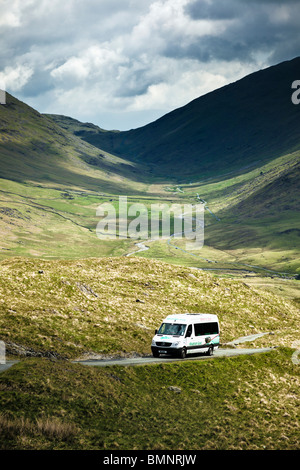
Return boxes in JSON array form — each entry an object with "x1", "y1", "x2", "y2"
[{"x1": 163, "y1": 313, "x2": 218, "y2": 324}]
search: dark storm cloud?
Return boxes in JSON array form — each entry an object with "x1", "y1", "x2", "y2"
[
  {"x1": 186, "y1": 0, "x2": 300, "y2": 19},
  {"x1": 184, "y1": 0, "x2": 300, "y2": 64},
  {"x1": 186, "y1": 0, "x2": 241, "y2": 20}
]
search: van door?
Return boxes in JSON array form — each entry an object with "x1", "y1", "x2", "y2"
[{"x1": 184, "y1": 324, "x2": 194, "y2": 354}]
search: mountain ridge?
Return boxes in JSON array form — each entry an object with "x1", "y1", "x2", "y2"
[{"x1": 48, "y1": 56, "x2": 300, "y2": 180}]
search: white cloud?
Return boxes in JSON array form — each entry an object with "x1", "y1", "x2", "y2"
[
  {"x1": 0, "y1": 64, "x2": 33, "y2": 91},
  {"x1": 129, "y1": 58, "x2": 254, "y2": 112},
  {"x1": 0, "y1": 0, "x2": 39, "y2": 28},
  {"x1": 0, "y1": 0, "x2": 22, "y2": 28},
  {"x1": 127, "y1": 0, "x2": 230, "y2": 57},
  {"x1": 51, "y1": 44, "x2": 127, "y2": 82}
]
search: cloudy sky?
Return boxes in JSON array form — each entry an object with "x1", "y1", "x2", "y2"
[{"x1": 1, "y1": 0, "x2": 299, "y2": 130}]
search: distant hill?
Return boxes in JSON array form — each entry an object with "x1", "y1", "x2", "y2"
[
  {"x1": 0, "y1": 93, "x2": 147, "y2": 193},
  {"x1": 48, "y1": 57, "x2": 300, "y2": 180}
]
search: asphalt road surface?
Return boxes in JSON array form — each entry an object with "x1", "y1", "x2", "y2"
[
  {"x1": 74, "y1": 347, "x2": 274, "y2": 367},
  {"x1": 0, "y1": 348, "x2": 275, "y2": 373},
  {"x1": 0, "y1": 360, "x2": 19, "y2": 373}
]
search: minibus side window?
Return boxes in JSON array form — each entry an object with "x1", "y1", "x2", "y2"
[{"x1": 194, "y1": 322, "x2": 219, "y2": 336}]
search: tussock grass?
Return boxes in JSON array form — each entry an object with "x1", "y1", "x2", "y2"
[
  {"x1": 0, "y1": 414, "x2": 77, "y2": 443},
  {"x1": 0, "y1": 349, "x2": 299, "y2": 450}
]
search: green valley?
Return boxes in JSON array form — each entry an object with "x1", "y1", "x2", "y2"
[{"x1": 0, "y1": 58, "x2": 299, "y2": 451}]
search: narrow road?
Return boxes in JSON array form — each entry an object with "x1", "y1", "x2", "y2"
[
  {"x1": 126, "y1": 241, "x2": 151, "y2": 256},
  {"x1": 74, "y1": 347, "x2": 274, "y2": 368},
  {"x1": 0, "y1": 361, "x2": 18, "y2": 373},
  {"x1": 0, "y1": 348, "x2": 275, "y2": 373},
  {"x1": 0, "y1": 334, "x2": 279, "y2": 373}
]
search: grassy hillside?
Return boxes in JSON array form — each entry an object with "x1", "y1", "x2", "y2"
[
  {"x1": 0, "y1": 257, "x2": 299, "y2": 360},
  {"x1": 49, "y1": 57, "x2": 300, "y2": 180},
  {"x1": 0, "y1": 257, "x2": 299, "y2": 451},
  {"x1": 0, "y1": 178, "x2": 137, "y2": 260},
  {"x1": 0, "y1": 348, "x2": 299, "y2": 450}
]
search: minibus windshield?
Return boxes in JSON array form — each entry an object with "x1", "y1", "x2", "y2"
[{"x1": 157, "y1": 323, "x2": 186, "y2": 336}]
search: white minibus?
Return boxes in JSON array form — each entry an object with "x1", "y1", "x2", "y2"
[{"x1": 151, "y1": 313, "x2": 220, "y2": 358}]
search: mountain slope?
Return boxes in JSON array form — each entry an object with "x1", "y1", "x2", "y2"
[
  {"x1": 197, "y1": 151, "x2": 300, "y2": 274},
  {"x1": 49, "y1": 57, "x2": 300, "y2": 179},
  {"x1": 0, "y1": 93, "x2": 148, "y2": 194}
]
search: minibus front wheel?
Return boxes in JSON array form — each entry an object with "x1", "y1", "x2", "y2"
[{"x1": 178, "y1": 347, "x2": 187, "y2": 359}]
